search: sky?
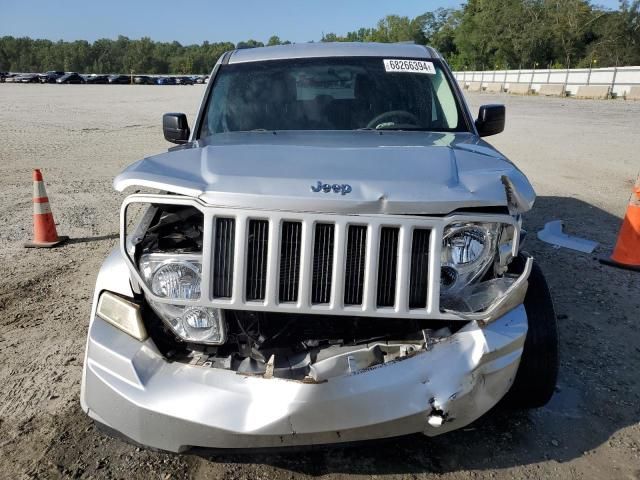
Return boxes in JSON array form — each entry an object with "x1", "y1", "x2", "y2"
[{"x1": 0, "y1": 0, "x2": 622, "y2": 45}]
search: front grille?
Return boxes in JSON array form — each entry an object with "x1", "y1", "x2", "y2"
[
  {"x1": 212, "y1": 217, "x2": 235, "y2": 298},
  {"x1": 376, "y1": 227, "x2": 399, "y2": 307},
  {"x1": 409, "y1": 229, "x2": 431, "y2": 308},
  {"x1": 279, "y1": 221, "x2": 302, "y2": 303},
  {"x1": 245, "y1": 219, "x2": 269, "y2": 301},
  {"x1": 311, "y1": 223, "x2": 335, "y2": 304},
  {"x1": 344, "y1": 225, "x2": 367, "y2": 305},
  {"x1": 206, "y1": 213, "x2": 435, "y2": 315}
]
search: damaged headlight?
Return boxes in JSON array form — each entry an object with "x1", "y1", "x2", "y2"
[
  {"x1": 440, "y1": 222, "x2": 501, "y2": 293},
  {"x1": 440, "y1": 221, "x2": 519, "y2": 314},
  {"x1": 139, "y1": 254, "x2": 202, "y2": 300}
]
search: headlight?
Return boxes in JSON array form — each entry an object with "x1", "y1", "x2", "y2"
[
  {"x1": 139, "y1": 254, "x2": 202, "y2": 300},
  {"x1": 138, "y1": 254, "x2": 225, "y2": 344},
  {"x1": 440, "y1": 222, "x2": 502, "y2": 293},
  {"x1": 148, "y1": 301, "x2": 226, "y2": 345}
]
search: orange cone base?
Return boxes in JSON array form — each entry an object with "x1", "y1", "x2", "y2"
[
  {"x1": 24, "y1": 235, "x2": 69, "y2": 248},
  {"x1": 599, "y1": 255, "x2": 640, "y2": 272}
]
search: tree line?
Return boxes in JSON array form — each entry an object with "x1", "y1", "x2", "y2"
[{"x1": 1, "y1": 0, "x2": 638, "y2": 74}]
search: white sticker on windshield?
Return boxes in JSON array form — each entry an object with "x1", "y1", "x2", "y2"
[{"x1": 383, "y1": 59, "x2": 436, "y2": 75}]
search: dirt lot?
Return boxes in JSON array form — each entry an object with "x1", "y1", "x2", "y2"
[{"x1": 0, "y1": 84, "x2": 639, "y2": 480}]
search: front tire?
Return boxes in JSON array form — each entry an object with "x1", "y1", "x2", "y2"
[{"x1": 506, "y1": 258, "x2": 559, "y2": 408}]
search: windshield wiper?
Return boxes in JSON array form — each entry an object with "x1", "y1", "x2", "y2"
[{"x1": 376, "y1": 126, "x2": 433, "y2": 131}]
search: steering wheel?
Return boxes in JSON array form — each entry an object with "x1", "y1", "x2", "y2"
[{"x1": 366, "y1": 110, "x2": 420, "y2": 129}]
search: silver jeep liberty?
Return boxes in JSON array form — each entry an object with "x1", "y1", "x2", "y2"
[{"x1": 81, "y1": 42, "x2": 558, "y2": 452}]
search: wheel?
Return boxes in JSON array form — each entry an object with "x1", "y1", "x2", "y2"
[{"x1": 505, "y1": 257, "x2": 559, "y2": 408}]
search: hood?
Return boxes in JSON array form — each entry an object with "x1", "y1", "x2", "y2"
[{"x1": 114, "y1": 131, "x2": 535, "y2": 215}]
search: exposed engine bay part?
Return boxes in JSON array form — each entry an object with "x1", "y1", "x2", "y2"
[
  {"x1": 146, "y1": 306, "x2": 459, "y2": 382},
  {"x1": 133, "y1": 204, "x2": 203, "y2": 255}
]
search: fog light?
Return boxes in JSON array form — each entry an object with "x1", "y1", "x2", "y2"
[
  {"x1": 96, "y1": 291, "x2": 148, "y2": 341},
  {"x1": 148, "y1": 299, "x2": 226, "y2": 345},
  {"x1": 182, "y1": 307, "x2": 223, "y2": 343}
]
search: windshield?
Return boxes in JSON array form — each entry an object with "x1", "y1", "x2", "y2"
[{"x1": 199, "y1": 57, "x2": 467, "y2": 136}]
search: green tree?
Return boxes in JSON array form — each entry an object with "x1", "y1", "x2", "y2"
[
  {"x1": 236, "y1": 39, "x2": 264, "y2": 49},
  {"x1": 0, "y1": 2, "x2": 635, "y2": 75}
]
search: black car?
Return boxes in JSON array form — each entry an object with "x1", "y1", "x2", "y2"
[
  {"x1": 108, "y1": 74, "x2": 131, "y2": 85},
  {"x1": 85, "y1": 75, "x2": 109, "y2": 84},
  {"x1": 39, "y1": 71, "x2": 65, "y2": 83},
  {"x1": 56, "y1": 72, "x2": 85, "y2": 84},
  {"x1": 156, "y1": 76, "x2": 176, "y2": 85},
  {"x1": 175, "y1": 76, "x2": 194, "y2": 85}
]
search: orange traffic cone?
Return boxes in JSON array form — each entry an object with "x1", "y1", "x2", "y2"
[
  {"x1": 600, "y1": 175, "x2": 640, "y2": 271},
  {"x1": 24, "y1": 169, "x2": 68, "y2": 248}
]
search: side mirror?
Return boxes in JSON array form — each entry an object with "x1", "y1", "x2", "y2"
[
  {"x1": 475, "y1": 105, "x2": 505, "y2": 137},
  {"x1": 163, "y1": 113, "x2": 190, "y2": 144}
]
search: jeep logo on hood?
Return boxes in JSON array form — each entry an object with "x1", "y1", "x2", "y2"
[{"x1": 311, "y1": 181, "x2": 352, "y2": 196}]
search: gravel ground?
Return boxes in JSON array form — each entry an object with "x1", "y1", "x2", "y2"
[{"x1": 0, "y1": 84, "x2": 639, "y2": 480}]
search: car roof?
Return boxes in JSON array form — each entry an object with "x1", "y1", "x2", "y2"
[{"x1": 228, "y1": 42, "x2": 438, "y2": 64}]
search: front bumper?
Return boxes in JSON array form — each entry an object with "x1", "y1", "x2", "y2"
[{"x1": 81, "y1": 303, "x2": 527, "y2": 452}]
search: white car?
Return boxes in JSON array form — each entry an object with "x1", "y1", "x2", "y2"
[{"x1": 81, "y1": 42, "x2": 558, "y2": 453}]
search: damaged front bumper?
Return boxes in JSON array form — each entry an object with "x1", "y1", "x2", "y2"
[{"x1": 81, "y1": 302, "x2": 528, "y2": 452}]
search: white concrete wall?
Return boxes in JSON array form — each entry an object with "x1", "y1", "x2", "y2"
[{"x1": 453, "y1": 66, "x2": 640, "y2": 97}]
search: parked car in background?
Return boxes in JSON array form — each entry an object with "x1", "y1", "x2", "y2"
[
  {"x1": 0, "y1": 72, "x2": 7, "y2": 82},
  {"x1": 133, "y1": 75, "x2": 154, "y2": 85},
  {"x1": 56, "y1": 72, "x2": 85, "y2": 84},
  {"x1": 175, "y1": 76, "x2": 194, "y2": 85},
  {"x1": 195, "y1": 75, "x2": 206, "y2": 84},
  {"x1": 39, "y1": 71, "x2": 65, "y2": 83},
  {"x1": 3, "y1": 73, "x2": 17, "y2": 83},
  {"x1": 15, "y1": 73, "x2": 39, "y2": 83},
  {"x1": 85, "y1": 74, "x2": 109, "y2": 84},
  {"x1": 108, "y1": 74, "x2": 131, "y2": 85},
  {"x1": 156, "y1": 76, "x2": 176, "y2": 85}
]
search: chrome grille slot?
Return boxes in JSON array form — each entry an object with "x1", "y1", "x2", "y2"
[
  {"x1": 279, "y1": 221, "x2": 302, "y2": 303},
  {"x1": 212, "y1": 217, "x2": 235, "y2": 298},
  {"x1": 311, "y1": 223, "x2": 335, "y2": 304},
  {"x1": 376, "y1": 227, "x2": 399, "y2": 307},
  {"x1": 409, "y1": 229, "x2": 430, "y2": 308},
  {"x1": 246, "y1": 219, "x2": 269, "y2": 301},
  {"x1": 344, "y1": 225, "x2": 367, "y2": 305}
]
